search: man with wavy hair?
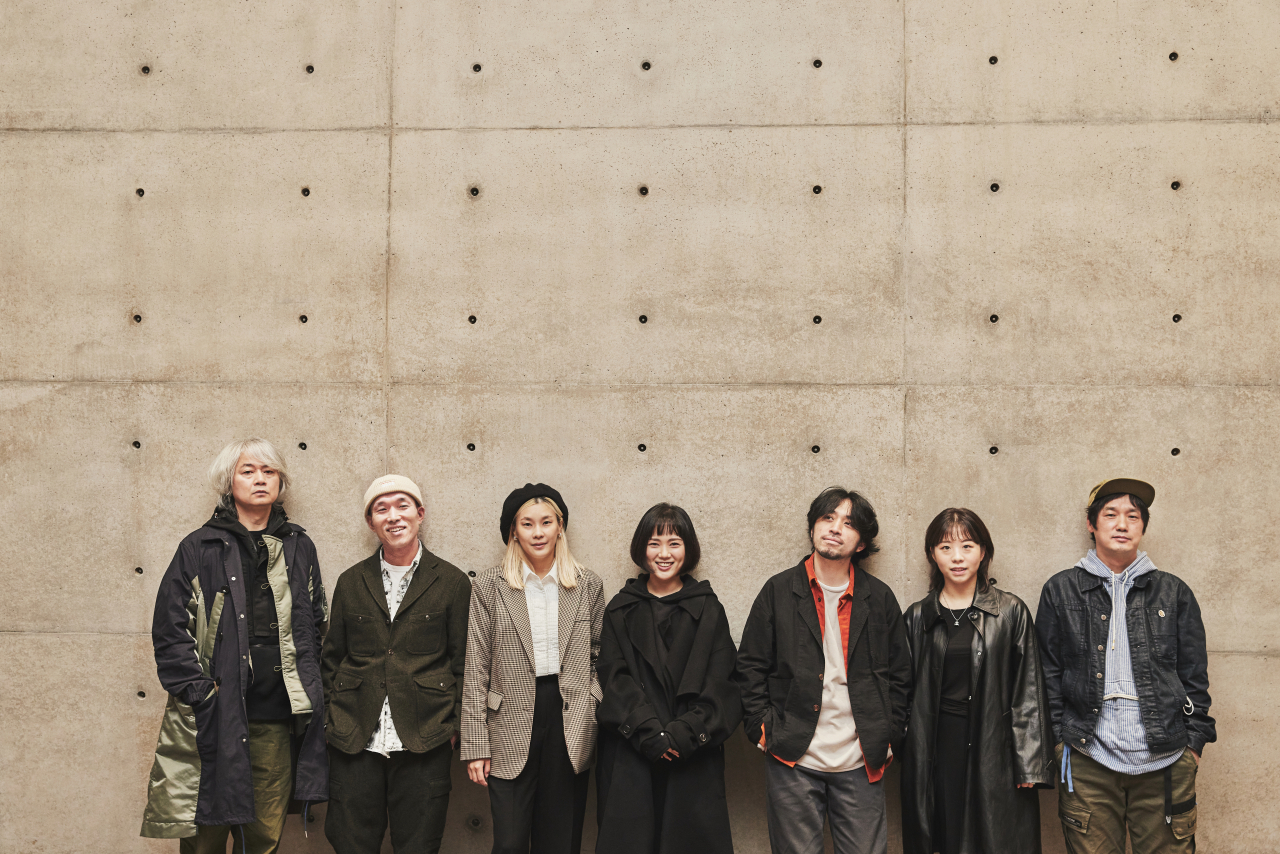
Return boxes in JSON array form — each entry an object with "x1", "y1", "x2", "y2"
[{"x1": 141, "y1": 438, "x2": 329, "y2": 853}]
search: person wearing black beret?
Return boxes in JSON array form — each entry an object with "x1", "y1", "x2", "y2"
[{"x1": 461, "y1": 484, "x2": 605, "y2": 854}]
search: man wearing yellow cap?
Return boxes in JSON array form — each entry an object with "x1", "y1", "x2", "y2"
[
  {"x1": 321, "y1": 476, "x2": 472, "y2": 853},
  {"x1": 1036, "y1": 479, "x2": 1215, "y2": 854}
]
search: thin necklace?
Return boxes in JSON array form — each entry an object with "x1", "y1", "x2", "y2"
[{"x1": 941, "y1": 593, "x2": 974, "y2": 626}]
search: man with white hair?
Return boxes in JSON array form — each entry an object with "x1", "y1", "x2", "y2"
[
  {"x1": 322, "y1": 475, "x2": 471, "y2": 854},
  {"x1": 141, "y1": 438, "x2": 329, "y2": 853}
]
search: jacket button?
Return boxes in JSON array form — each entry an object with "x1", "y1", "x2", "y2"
[
  {"x1": 468, "y1": 571, "x2": 476, "y2": 577},
  {"x1": 1080, "y1": 738, "x2": 1086, "y2": 744},
  {"x1": 699, "y1": 733, "x2": 708, "y2": 743},
  {"x1": 425, "y1": 615, "x2": 431, "y2": 620},
  {"x1": 818, "y1": 673, "x2": 823, "y2": 680},
  {"x1": 563, "y1": 702, "x2": 569, "y2": 711},
  {"x1": 813, "y1": 705, "x2": 820, "y2": 712},
  {"x1": 230, "y1": 576, "x2": 236, "y2": 581},
  {"x1": 239, "y1": 614, "x2": 244, "y2": 619},
  {"x1": 1098, "y1": 645, "x2": 1104, "y2": 651},
  {"x1": 242, "y1": 655, "x2": 246, "y2": 660},
  {"x1": 1159, "y1": 610, "x2": 1166, "y2": 617},
  {"x1": 1101, "y1": 614, "x2": 1107, "y2": 621},
  {"x1": 388, "y1": 649, "x2": 394, "y2": 655},
  {"x1": 1096, "y1": 673, "x2": 1103, "y2": 678}
]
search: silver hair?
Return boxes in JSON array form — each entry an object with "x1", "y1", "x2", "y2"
[{"x1": 208, "y1": 437, "x2": 290, "y2": 511}]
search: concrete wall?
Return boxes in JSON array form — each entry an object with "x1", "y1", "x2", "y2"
[{"x1": 1, "y1": 1, "x2": 1276, "y2": 851}]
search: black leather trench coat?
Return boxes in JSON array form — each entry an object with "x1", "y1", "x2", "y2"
[
  {"x1": 595, "y1": 577, "x2": 742, "y2": 854},
  {"x1": 901, "y1": 586, "x2": 1055, "y2": 854}
]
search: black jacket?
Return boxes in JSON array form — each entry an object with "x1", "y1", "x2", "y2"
[
  {"x1": 595, "y1": 577, "x2": 742, "y2": 854},
  {"x1": 143, "y1": 517, "x2": 328, "y2": 834},
  {"x1": 321, "y1": 545, "x2": 471, "y2": 754},
  {"x1": 735, "y1": 557, "x2": 912, "y2": 771},
  {"x1": 1035, "y1": 566, "x2": 1216, "y2": 755},
  {"x1": 901, "y1": 586, "x2": 1055, "y2": 854}
]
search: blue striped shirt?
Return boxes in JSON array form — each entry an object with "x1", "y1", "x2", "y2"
[{"x1": 1077, "y1": 550, "x2": 1183, "y2": 774}]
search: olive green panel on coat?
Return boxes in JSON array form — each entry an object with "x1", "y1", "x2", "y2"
[
  {"x1": 263, "y1": 535, "x2": 312, "y2": 715},
  {"x1": 141, "y1": 579, "x2": 223, "y2": 838}
]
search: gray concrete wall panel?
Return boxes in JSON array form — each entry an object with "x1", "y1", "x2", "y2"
[
  {"x1": 0, "y1": 383, "x2": 386, "y2": 634},
  {"x1": 395, "y1": 0, "x2": 903, "y2": 129},
  {"x1": 2, "y1": 0, "x2": 1274, "y2": 851},
  {"x1": 906, "y1": 123, "x2": 1280, "y2": 385},
  {"x1": 0, "y1": 132, "x2": 389, "y2": 382},
  {"x1": 390, "y1": 128, "x2": 904, "y2": 385},
  {"x1": 904, "y1": 385, "x2": 1280, "y2": 653},
  {"x1": 907, "y1": 0, "x2": 1280, "y2": 123},
  {"x1": 387, "y1": 384, "x2": 907, "y2": 637},
  {"x1": 0, "y1": 1, "x2": 393, "y2": 130}
]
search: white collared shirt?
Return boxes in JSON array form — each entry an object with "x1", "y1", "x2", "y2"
[
  {"x1": 365, "y1": 543, "x2": 422, "y2": 757},
  {"x1": 522, "y1": 562, "x2": 560, "y2": 677}
]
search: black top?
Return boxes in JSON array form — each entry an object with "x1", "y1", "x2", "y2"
[
  {"x1": 939, "y1": 613, "x2": 974, "y2": 717},
  {"x1": 206, "y1": 506, "x2": 293, "y2": 721}
]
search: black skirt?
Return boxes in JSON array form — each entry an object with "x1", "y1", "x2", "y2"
[{"x1": 932, "y1": 710, "x2": 969, "y2": 854}]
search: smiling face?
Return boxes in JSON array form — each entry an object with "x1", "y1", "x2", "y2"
[
  {"x1": 645, "y1": 529, "x2": 686, "y2": 583},
  {"x1": 366, "y1": 491, "x2": 425, "y2": 552},
  {"x1": 931, "y1": 530, "x2": 985, "y2": 591},
  {"x1": 810, "y1": 498, "x2": 866, "y2": 563},
  {"x1": 1088, "y1": 494, "x2": 1145, "y2": 562},
  {"x1": 230, "y1": 454, "x2": 280, "y2": 513},
  {"x1": 513, "y1": 500, "x2": 562, "y2": 568}
]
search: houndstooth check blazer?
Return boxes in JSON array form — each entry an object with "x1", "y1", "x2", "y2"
[{"x1": 461, "y1": 565, "x2": 605, "y2": 778}]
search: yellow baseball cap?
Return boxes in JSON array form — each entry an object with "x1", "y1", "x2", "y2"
[
  {"x1": 363, "y1": 475, "x2": 424, "y2": 515},
  {"x1": 1088, "y1": 478, "x2": 1155, "y2": 508}
]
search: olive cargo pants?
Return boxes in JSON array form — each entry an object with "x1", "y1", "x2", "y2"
[
  {"x1": 1056, "y1": 744, "x2": 1198, "y2": 854},
  {"x1": 179, "y1": 721, "x2": 293, "y2": 854}
]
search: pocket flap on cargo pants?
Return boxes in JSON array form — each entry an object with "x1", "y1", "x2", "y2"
[
  {"x1": 1059, "y1": 800, "x2": 1092, "y2": 833},
  {"x1": 1171, "y1": 805, "x2": 1197, "y2": 840}
]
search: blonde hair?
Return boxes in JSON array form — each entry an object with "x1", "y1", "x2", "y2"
[
  {"x1": 501, "y1": 497, "x2": 582, "y2": 590},
  {"x1": 208, "y1": 438, "x2": 290, "y2": 511}
]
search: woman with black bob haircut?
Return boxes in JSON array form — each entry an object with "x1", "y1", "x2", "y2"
[
  {"x1": 594, "y1": 503, "x2": 743, "y2": 854},
  {"x1": 900, "y1": 508, "x2": 1055, "y2": 854}
]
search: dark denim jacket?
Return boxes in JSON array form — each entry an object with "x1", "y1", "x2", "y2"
[{"x1": 1035, "y1": 566, "x2": 1216, "y2": 755}]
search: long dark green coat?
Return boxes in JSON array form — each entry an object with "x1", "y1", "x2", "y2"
[{"x1": 900, "y1": 586, "x2": 1055, "y2": 854}]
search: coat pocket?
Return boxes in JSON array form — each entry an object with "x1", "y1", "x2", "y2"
[
  {"x1": 406, "y1": 611, "x2": 447, "y2": 655},
  {"x1": 414, "y1": 672, "x2": 457, "y2": 735},
  {"x1": 328, "y1": 673, "x2": 363, "y2": 735}
]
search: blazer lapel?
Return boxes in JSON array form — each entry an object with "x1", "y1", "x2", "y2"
[
  {"x1": 359, "y1": 554, "x2": 390, "y2": 618},
  {"x1": 497, "y1": 581, "x2": 536, "y2": 671},
  {"x1": 395, "y1": 546, "x2": 439, "y2": 615},
  {"x1": 557, "y1": 580, "x2": 582, "y2": 665},
  {"x1": 790, "y1": 564, "x2": 823, "y2": 647},
  {"x1": 845, "y1": 568, "x2": 872, "y2": 658}
]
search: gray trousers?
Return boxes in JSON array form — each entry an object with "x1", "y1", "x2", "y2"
[{"x1": 765, "y1": 757, "x2": 888, "y2": 854}]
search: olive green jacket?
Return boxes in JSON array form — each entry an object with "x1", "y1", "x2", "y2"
[{"x1": 321, "y1": 545, "x2": 471, "y2": 754}]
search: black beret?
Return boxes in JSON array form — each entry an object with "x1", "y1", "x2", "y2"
[{"x1": 500, "y1": 483, "x2": 569, "y2": 544}]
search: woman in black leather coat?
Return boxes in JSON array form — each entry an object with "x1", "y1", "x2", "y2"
[{"x1": 900, "y1": 508, "x2": 1055, "y2": 854}]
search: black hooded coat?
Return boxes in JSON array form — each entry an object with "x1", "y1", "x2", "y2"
[{"x1": 595, "y1": 577, "x2": 743, "y2": 854}]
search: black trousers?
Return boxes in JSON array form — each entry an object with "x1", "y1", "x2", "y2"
[
  {"x1": 488, "y1": 675, "x2": 590, "y2": 854},
  {"x1": 932, "y1": 711, "x2": 970, "y2": 854},
  {"x1": 325, "y1": 741, "x2": 453, "y2": 854}
]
